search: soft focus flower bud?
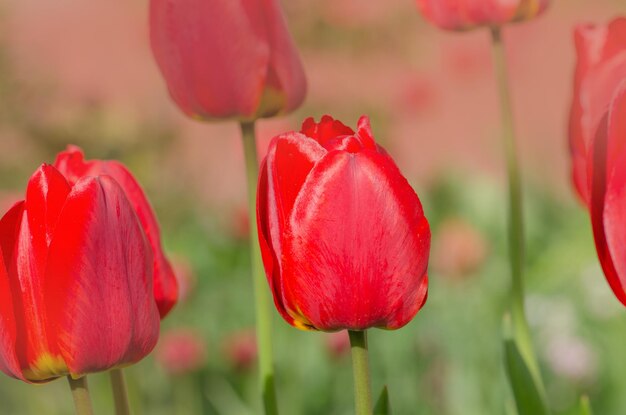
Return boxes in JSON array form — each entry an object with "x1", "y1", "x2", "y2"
[
  {"x1": 222, "y1": 330, "x2": 257, "y2": 372},
  {"x1": 0, "y1": 160, "x2": 160, "y2": 383},
  {"x1": 156, "y1": 330, "x2": 207, "y2": 376},
  {"x1": 415, "y1": 0, "x2": 549, "y2": 31},
  {"x1": 257, "y1": 115, "x2": 431, "y2": 331},
  {"x1": 432, "y1": 218, "x2": 488, "y2": 278},
  {"x1": 569, "y1": 18, "x2": 626, "y2": 204},
  {"x1": 53, "y1": 146, "x2": 178, "y2": 317},
  {"x1": 150, "y1": 0, "x2": 307, "y2": 122}
]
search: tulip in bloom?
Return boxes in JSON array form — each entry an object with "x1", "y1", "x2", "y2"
[
  {"x1": 0, "y1": 156, "x2": 161, "y2": 382},
  {"x1": 415, "y1": 0, "x2": 549, "y2": 31},
  {"x1": 257, "y1": 115, "x2": 431, "y2": 331},
  {"x1": 53, "y1": 146, "x2": 178, "y2": 317},
  {"x1": 150, "y1": 0, "x2": 307, "y2": 121},
  {"x1": 569, "y1": 18, "x2": 626, "y2": 204}
]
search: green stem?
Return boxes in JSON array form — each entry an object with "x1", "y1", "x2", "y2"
[
  {"x1": 67, "y1": 376, "x2": 94, "y2": 415},
  {"x1": 348, "y1": 330, "x2": 373, "y2": 415},
  {"x1": 490, "y1": 27, "x2": 547, "y2": 397},
  {"x1": 240, "y1": 121, "x2": 279, "y2": 415},
  {"x1": 110, "y1": 369, "x2": 131, "y2": 415}
]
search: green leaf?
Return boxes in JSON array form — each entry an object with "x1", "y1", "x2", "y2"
[
  {"x1": 374, "y1": 386, "x2": 391, "y2": 415},
  {"x1": 503, "y1": 314, "x2": 550, "y2": 415},
  {"x1": 580, "y1": 395, "x2": 593, "y2": 415}
]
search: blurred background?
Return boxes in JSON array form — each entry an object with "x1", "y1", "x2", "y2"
[{"x1": 0, "y1": 0, "x2": 625, "y2": 414}]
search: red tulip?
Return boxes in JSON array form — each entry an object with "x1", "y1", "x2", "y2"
[
  {"x1": 150, "y1": 0, "x2": 307, "y2": 121},
  {"x1": 53, "y1": 146, "x2": 178, "y2": 317},
  {"x1": 415, "y1": 0, "x2": 549, "y2": 31},
  {"x1": 0, "y1": 163, "x2": 160, "y2": 382},
  {"x1": 587, "y1": 81, "x2": 626, "y2": 306},
  {"x1": 569, "y1": 18, "x2": 626, "y2": 205},
  {"x1": 257, "y1": 115, "x2": 431, "y2": 331}
]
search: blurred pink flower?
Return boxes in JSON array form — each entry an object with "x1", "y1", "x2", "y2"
[
  {"x1": 432, "y1": 218, "x2": 488, "y2": 278},
  {"x1": 222, "y1": 330, "x2": 257, "y2": 372},
  {"x1": 156, "y1": 330, "x2": 207, "y2": 376},
  {"x1": 545, "y1": 334, "x2": 597, "y2": 383},
  {"x1": 324, "y1": 331, "x2": 350, "y2": 360}
]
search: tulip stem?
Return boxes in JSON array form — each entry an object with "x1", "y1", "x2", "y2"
[
  {"x1": 240, "y1": 121, "x2": 279, "y2": 415},
  {"x1": 67, "y1": 376, "x2": 94, "y2": 415},
  {"x1": 110, "y1": 369, "x2": 132, "y2": 415},
  {"x1": 490, "y1": 26, "x2": 547, "y2": 400},
  {"x1": 348, "y1": 330, "x2": 373, "y2": 415}
]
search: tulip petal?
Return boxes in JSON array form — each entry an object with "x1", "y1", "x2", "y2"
[
  {"x1": 570, "y1": 18, "x2": 626, "y2": 204},
  {"x1": 598, "y1": 82, "x2": 626, "y2": 305},
  {"x1": 258, "y1": 133, "x2": 326, "y2": 326},
  {"x1": 282, "y1": 149, "x2": 430, "y2": 330},
  {"x1": 261, "y1": 0, "x2": 307, "y2": 115},
  {"x1": 0, "y1": 207, "x2": 24, "y2": 381},
  {"x1": 44, "y1": 176, "x2": 159, "y2": 376},
  {"x1": 54, "y1": 146, "x2": 177, "y2": 318}
]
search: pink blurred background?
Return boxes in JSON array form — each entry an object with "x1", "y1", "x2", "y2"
[{"x1": 0, "y1": 0, "x2": 621, "y2": 208}]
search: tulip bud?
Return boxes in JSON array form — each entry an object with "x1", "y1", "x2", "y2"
[
  {"x1": 156, "y1": 330, "x2": 207, "y2": 376},
  {"x1": 569, "y1": 18, "x2": 626, "y2": 205},
  {"x1": 415, "y1": 0, "x2": 549, "y2": 31},
  {"x1": 257, "y1": 115, "x2": 431, "y2": 331},
  {"x1": 0, "y1": 162, "x2": 160, "y2": 382},
  {"x1": 53, "y1": 146, "x2": 178, "y2": 317},
  {"x1": 150, "y1": 0, "x2": 307, "y2": 122}
]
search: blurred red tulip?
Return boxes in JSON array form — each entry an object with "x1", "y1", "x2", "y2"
[
  {"x1": 53, "y1": 146, "x2": 178, "y2": 318},
  {"x1": 587, "y1": 81, "x2": 626, "y2": 306},
  {"x1": 257, "y1": 115, "x2": 431, "y2": 331},
  {"x1": 0, "y1": 163, "x2": 160, "y2": 383},
  {"x1": 415, "y1": 0, "x2": 549, "y2": 31},
  {"x1": 569, "y1": 18, "x2": 626, "y2": 205},
  {"x1": 222, "y1": 330, "x2": 258, "y2": 372},
  {"x1": 156, "y1": 330, "x2": 206, "y2": 376},
  {"x1": 150, "y1": 0, "x2": 306, "y2": 121}
]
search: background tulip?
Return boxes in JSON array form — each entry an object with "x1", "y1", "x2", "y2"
[
  {"x1": 257, "y1": 115, "x2": 431, "y2": 332},
  {"x1": 53, "y1": 146, "x2": 178, "y2": 318},
  {"x1": 569, "y1": 18, "x2": 626, "y2": 205},
  {"x1": 149, "y1": 0, "x2": 307, "y2": 121},
  {"x1": 587, "y1": 81, "x2": 626, "y2": 306},
  {"x1": 415, "y1": 0, "x2": 549, "y2": 31},
  {"x1": 0, "y1": 163, "x2": 160, "y2": 383}
]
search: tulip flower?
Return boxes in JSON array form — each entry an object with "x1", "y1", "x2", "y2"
[
  {"x1": 585, "y1": 80, "x2": 626, "y2": 306},
  {"x1": 149, "y1": 0, "x2": 307, "y2": 121},
  {"x1": 257, "y1": 115, "x2": 431, "y2": 332},
  {"x1": 415, "y1": 0, "x2": 549, "y2": 31},
  {"x1": 0, "y1": 162, "x2": 160, "y2": 384},
  {"x1": 53, "y1": 146, "x2": 178, "y2": 318},
  {"x1": 569, "y1": 17, "x2": 626, "y2": 205}
]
